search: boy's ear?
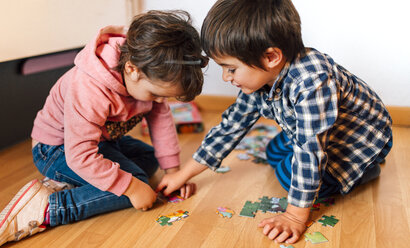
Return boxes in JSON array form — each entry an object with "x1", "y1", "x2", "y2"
[
  {"x1": 124, "y1": 61, "x2": 140, "y2": 81},
  {"x1": 263, "y1": 47, "x2": 284, "y2": 69}
]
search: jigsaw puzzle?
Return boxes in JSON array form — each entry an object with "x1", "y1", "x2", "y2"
[
  {"x1": 215, "y1": 166, "x2": 231, "y2": 173},
  {"x1": 216, "y1": 207, "x2": 235, "y2": 218},
  {"x1": 318, "y1": 215, "x2": 339, "y2": 227},
  {"x1": 305, "y1": 231, "x2": 328, "y2": 244},
  {"x1": 167, "y1": 194, "x2": 184, "y2": 203},
  {"x1": 239, "y1": 196, "x2": 288, "y2": 218},
  {"x1": 155, "y1": 210, "x2": 189, "y2": 226}
]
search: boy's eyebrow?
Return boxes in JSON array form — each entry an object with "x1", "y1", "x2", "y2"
[{"x1": 216, "y1": 62, "x2": 233, "y2": 67}]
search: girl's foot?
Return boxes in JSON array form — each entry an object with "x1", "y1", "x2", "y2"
[{"x1": 0, "y1": 179, "x2": 52, "y2": 246}]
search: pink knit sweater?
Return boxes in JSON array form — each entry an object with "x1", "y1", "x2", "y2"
[{"x1": 31, "y1": 26, "x2": 180, "y2": 196}]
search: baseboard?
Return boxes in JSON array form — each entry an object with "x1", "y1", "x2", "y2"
[
  {"x1": 386, "y1": 106, "x2": 410, "y2": 126},
  {"x1": 194, "y1": 95, "x2": 410, "y2": 126}
]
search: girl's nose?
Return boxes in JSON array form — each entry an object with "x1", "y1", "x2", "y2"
[{"x1": 154, "y1": 97, "x2": 165, "y2": 103}]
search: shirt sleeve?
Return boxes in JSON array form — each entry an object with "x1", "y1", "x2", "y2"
[
  {"x1": 64, "y1": 80, "x2": 132, "y2": 197},
  {"x1": 287, "y1": 73, "x2": 339, "y2": 208},
  {"x1": 193, "y1": 91, "x2": 261, "y2": 169},
  {"x1": 145, "y1": 101, "x2": 181, "y2": 169}
]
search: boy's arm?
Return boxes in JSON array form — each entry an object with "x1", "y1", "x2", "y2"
[{"x1": 156, "y1": 158, "x2": 207, "y2": 196}]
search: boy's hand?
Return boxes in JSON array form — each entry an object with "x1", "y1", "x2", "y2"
[
  {"x1": 123, "y1": 177, "x2": 157, "y2": 211},
  {"x1": 258, "y1": 204, "x2": 310, "y2": 244},
  {"x1": 162, "y1": 167, "x2": 197, "y2": 199},
  {"x1": 156, "y1": 170, "x2": 190, "y2": 196}
]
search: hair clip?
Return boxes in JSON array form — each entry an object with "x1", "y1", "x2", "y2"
[{"x1": 164, "y1": 60, "x2": 202, "y2": 65}]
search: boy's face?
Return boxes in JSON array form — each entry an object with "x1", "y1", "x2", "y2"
[
  {"x1": 123, "y1": 62, "x2": 183, "y2": 103},
  {"x1": 213, "y1": 55, "x2": 278, "y2": 94}
]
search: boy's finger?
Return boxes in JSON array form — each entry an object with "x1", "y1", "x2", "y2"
[
  {"x1": 285, "y1": 233, "x2": 299, "y2": 244},
  {"x1": 155, "y1": 182, "x2": 165, "y2": 193},
  {"x1": 274, "y1": 230, "x2": 291, "y2": 243},
  {"x1": 180, "y1": 186, "x2": 186, "y2": 198}
]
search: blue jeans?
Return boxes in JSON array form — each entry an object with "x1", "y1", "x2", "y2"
[
  {"x1": 32, "y1": 136, "x2": 159, "y2": 227},
  {"x1": 266, "y1": 131, "x2": 392, "y2": 198}
]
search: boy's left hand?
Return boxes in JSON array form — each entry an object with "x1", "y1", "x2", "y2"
[{"x1": 258, "y1": 204, "x2": 310, "y2": 244}]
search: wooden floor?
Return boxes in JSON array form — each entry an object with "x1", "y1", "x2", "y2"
[{"x1": 1, "y1": 110, "x2": 409, "y2": 248}]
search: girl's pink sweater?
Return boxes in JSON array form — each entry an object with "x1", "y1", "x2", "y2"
[{"x1": 31, "y1": 26, "x2": 180, "y2": 196}]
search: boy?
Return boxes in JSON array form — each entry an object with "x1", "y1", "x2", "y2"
[{"x1": 156, "y1": 0, "x2": 392, "y2": 245}]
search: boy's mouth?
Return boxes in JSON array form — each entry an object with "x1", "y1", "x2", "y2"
[{"x1": 231, "y1": 81, "x2": 241, "y2": 88}]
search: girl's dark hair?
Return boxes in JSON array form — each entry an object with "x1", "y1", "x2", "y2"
[
  {"x1": 116, "y1": 10, "x2": 207, "y2": 102},
  {"x1": 201, "y1": 0, "x2": 304, "y2": 69}
]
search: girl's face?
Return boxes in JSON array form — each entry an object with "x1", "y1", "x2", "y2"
[
  {"x1": 123, "y1": 62, "x2": 183, "y2": 103},
  {"x1": 213, "y1": 55, "x2": 277, "y2": 94}
]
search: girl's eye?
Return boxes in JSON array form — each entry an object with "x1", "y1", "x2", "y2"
[{"x1": 228, "y1": 68, "x2": 236, "y2": 74}]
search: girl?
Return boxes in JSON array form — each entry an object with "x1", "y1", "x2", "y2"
[{"x1": 0, "y1": 10, "x2": 207, "y2": 246}]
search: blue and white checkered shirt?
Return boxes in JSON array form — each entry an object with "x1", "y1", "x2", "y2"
[{"x1": 193, "y1": 48, "x2": 392, "y2": 208}]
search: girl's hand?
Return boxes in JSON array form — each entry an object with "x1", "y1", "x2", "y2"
[
  {"x1": 257, "y1": 204, "x2": 310, "y2": 244},
  {"x1": 123, "y1": 177, "x2": 157, "y2": 211}
]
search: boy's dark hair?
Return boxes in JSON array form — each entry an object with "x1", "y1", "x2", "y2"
[
  {"x1": 116, "y1": 10, "x2": 207, "y2": 102},
  {"x1": 201, "y1": 0, "x2": 304, "y2": 69}
]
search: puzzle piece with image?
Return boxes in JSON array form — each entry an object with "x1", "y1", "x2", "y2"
[
  {"x1": 216, "y1": 207, "x2": 235, "y2": 218},
  {"x1": 156, "y1": 210, "x2": 189, "y2": 226},
  {"x1": 318, "y1": 215, "x2": 339, "y2": 227},
  {"x1": 239, "y1": 201, "x2": 260, "y2": 218},
  {"x1": 305, "y1": 231, "x2": 328, "y2": 244}
]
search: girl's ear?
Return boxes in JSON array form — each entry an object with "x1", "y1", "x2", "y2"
[
  {"x1": 262, "y1": 47, "x2": 284, "y2": 69},
  {"x1": 124, "y1": 61, "x2": 140, "y2": 81}
]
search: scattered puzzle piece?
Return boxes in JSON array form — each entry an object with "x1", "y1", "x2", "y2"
[
  {"x1": 215, "y1": 166, "x2": 231, "y2": 173},
  {"x1": 239, "y1": 201, "x2": 260, "y2": 218},
  {"x1": 237, "y1": 153, "x2": 251, "y2": 160},
  {"x1": 167, "y1": 194, "x2": 184, "y2": 203},
  {"x1": 216, "y1": 207, "x2": 235, "y2": 218},
  {"x1": 305, "y1": 220, "x2": 314, "y2": 228},
  {"x1": 305, "y1": 231, "x2": 328, "y2": 244},
  {"x1": 280, "y1": 245, "x2": 295, "y2": 248},
  {"x1": 318, "y1": 215, "x2": 339, "y2": 227},
  {"x1": 156, "y1": 210, "x2": 189, "y2": 226}
]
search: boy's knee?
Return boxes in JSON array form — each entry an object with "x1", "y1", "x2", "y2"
[{"x1": 359, "y1": 163, "x2": 381, "y2": 185}]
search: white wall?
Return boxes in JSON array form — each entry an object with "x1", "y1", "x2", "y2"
[
  {"x1": 145, "y1": 0, "x2": 410, "y2": 106},
  {"x1": 0, "y1": 0, "x2": 135, "y2": 62}
]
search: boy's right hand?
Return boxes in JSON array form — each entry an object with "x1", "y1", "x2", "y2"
[
  {"x1": 155, "y1": 170, "x2": 189, "y2": 196},
  {"x1": 123, "y1": 177, "x2": 157, "y2": 211}
]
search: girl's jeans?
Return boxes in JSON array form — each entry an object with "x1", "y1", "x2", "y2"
[{"x1": 32, "y1": 136, "x2": 159, "y2": 227}]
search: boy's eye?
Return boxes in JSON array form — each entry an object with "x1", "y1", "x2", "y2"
[{"x1": 228, "y1": 68, "x2": 236, "y2": 74}]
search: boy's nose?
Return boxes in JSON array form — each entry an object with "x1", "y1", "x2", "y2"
[{"x1": 222, "y1": 71, "x2": 232, "y2": 82}]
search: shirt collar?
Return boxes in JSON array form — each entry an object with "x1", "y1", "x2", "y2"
[{"x1": 268, "y1": 61, "x2": 291, "y2": 99}]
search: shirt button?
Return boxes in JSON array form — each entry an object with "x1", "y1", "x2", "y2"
[{"x1": 275, "y1": 88, "x2": 281, "y2": 94}]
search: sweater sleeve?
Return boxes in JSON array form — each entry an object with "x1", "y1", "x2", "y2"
[
  {"x1": 63, "y1": 80, "x2": 132, "y2": 196},
  {"x1": 145, "y1": 101, "x2": 181, "y2": 169}
]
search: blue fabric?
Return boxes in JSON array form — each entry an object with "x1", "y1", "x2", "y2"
[
  {"x1": 267, "y1": 131, "x2": 393, "y2": 199},
  {"x1": 193, "y1": 48, "x2": 393, "y2": 207},
  {"x1": 32, "y1": 136, "x2": 158, "y2": 226}
]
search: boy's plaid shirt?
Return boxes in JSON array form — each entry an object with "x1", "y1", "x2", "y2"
[{"x1": 193, "y1": 48, "x2": 392, "y2": 208}]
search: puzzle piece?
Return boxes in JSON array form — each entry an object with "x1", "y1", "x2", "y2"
[
  {"x1": 270, "y1": 197, "x2": 288, "y2": 213},
  {"x1": 215, "y1": 166, "x2": 231, "y2": 173},
  {"x1": 305, "y1": 231, "x2": 328, "y2": 244},
  {"x1": 279, "y1": 245, "x2": 295, "y2": 248},
  {"x1": 318, "y1": 215, "x2": 339, "y2": 227},
  {"x1": 305, "y1": 220, "x2": 314, "y2": 228},
  {"x1": 167, "y1": 194, "x2": 184, "y2": 203},
  {"x1": 237, "y1": 153, "x2": 251, "y2": 160},
  {"x1": 216, "y1": 207, "x2": 235, "y2": 218},
  {"x1": 239, "y1": 201, "x2": 260, "y2": 218},
  {"x1": 156, "y1": 210, "x2": 189, "y2": 226}
]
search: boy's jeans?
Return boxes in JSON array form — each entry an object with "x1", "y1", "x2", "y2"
[{"x1": 32, "y1": 136, "x2": 159, "y2": 227}]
